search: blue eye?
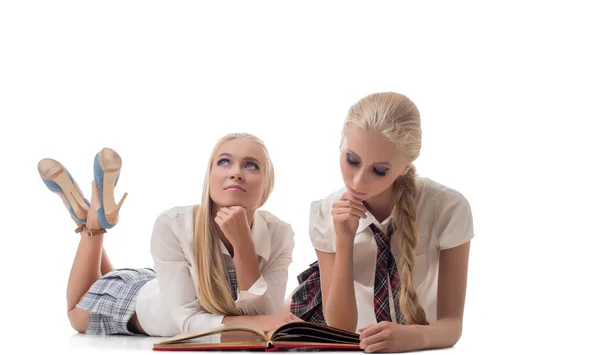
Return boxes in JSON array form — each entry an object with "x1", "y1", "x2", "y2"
[
  {"x1": 245, "y1": 161, "x2": 259, "y2": 170},
  {"x1": 217, "y1": 158, "x2": 230, "y2": 166}
]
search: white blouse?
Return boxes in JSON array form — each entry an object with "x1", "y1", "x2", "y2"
[
  {"x1": 308, "y1": 176, "x2": 474, "y2": 331},
  {"x1": 135, "y1": 205, "x2": 295, "y2": 337}
]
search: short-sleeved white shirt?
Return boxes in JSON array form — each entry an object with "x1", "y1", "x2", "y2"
[{"x1": 308, "y1": 176, "x2": 474, "y2": 330}]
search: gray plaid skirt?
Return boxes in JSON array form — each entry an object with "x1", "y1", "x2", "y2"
[{"x1": 76, "y1": 268, "x2": 156, "y2": 336}]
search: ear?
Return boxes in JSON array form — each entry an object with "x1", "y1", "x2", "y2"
[{"x1": 399, "y1": 163, "x2": 413, "y2": 176}]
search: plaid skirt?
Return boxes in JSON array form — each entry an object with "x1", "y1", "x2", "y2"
[
  {"x1": 76, "y1": 268, "x2": 156, "y2": 335},
  {"x1": 290, "y1": 260, "x2": 326, "y2": 324}
]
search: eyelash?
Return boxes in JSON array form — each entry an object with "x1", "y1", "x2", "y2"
[
  {"x1": 217, "y1": 158, "x2": 259, "y2": 170},
  {"x1": 373, "y1": 168, "x2": 387, "y2": 177},
  {"x1": 346, "y1": 155, "x2": 388, "y2": 177}
]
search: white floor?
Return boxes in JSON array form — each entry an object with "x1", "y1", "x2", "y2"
[
  {"x1": 9, "y1": 325, "x2": 594, "y2": 354},
  {"x1": 63, "y1": 333, "x2": 454, "y2": 353},
  {"x1": 68, "y1": 333, "x2": 168, "y2": 352}
]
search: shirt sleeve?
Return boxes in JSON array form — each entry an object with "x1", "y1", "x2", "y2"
[
  {"x1": 308, "y1": 198, "x2": 337, "y2": 253},
  {"x1": 434, "y1": 189, "x2": 475, "y2": 250},
  {"x1": 233, "y1": 223, "x2": 295, "y2": 315},
  {"x1": 150, "y1": 211, "x2": 225, "y2": 334}
]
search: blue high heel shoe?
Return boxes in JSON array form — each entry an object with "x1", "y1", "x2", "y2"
[
  {"x1": 38, "y1": 158, "x2": 90, "y2": 226},
  {"x1": 94, "y1": 147, "x2": 128, "y2": 229}
]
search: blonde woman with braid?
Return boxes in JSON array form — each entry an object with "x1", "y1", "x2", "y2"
[
  {"x1": 288, "y1": 92, "x2": 474, "y2": 353},
  {"x1": 38, "y1": 133, "x2": 300, "y2": 337}
]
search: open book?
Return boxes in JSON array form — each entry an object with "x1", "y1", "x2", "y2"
[{"x1": 153, "y1": 321, "x2": 361, "y2": 351}]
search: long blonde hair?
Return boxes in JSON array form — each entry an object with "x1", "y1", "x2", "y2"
[
  {"x1": 343, "y1": 92, "x2": 429, "y2": 325},
  {"x1": 193, "y1": 132, "x2": 275, "y2": 315}
]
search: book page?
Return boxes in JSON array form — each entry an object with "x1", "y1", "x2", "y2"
[
  {"x1": 181, "y1": 331, "x2": 266, "y2": 345},
  {"x1": 270, "y1": 322, "x2": 360, "y2": 344},
  {"x1": 221, "y1": 330, "x2": 267, "y2": 344},
  {"x1": 157, "y1": 322, "x2": 267, "y2": 345},
  {"x1": 224, "y1": 322, "x2": 266, "y2": 337},
  {"x1": 154, "y1": 332, "x2": 269, "y2": 350}
]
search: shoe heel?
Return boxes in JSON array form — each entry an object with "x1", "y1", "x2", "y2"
[{"x1": 94, "y1": 148, "x2": 128, "y2": 229}]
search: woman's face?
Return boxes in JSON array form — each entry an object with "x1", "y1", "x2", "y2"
[
  {"x1": 209, "y1": 138, "x2": 267, "y2": 210},
  {"x1": 339, "y1": 126, "x2": 411, "y2": 201}
]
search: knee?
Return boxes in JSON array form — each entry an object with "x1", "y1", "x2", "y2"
[
  {"x1": 68, "y1": 308, "x2": 89, "y2": 334},
  {"x1": 69, "y1": 318, "x2": 87, "y2": 334}
]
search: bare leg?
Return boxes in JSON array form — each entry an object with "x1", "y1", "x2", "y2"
[
  {"x1": 66, "y1": 181, "x2": 106, "y2": 333},
  {"x1": 101, "y1": 248, "x2": 115, "y2": 276},
  {"x1": 39, "y1": 157, "x2": 126, "y2": 333},
  {"x1": 67, "y1": 181, "x2": 146, "y2": 334},
  {"x1": 67, "y1": 233, "x2": 104, "y2": 310}
]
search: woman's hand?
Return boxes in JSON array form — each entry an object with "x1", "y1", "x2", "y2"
[
  {"x1": 331, "y1": 192, "x2": 367, "y2": 247},
  {"x1": 358, "y1": 322, "x2": 426, "y2": 353},
  {"x1": 215, "y1": 206, "x2": 253, "y2": 248}
]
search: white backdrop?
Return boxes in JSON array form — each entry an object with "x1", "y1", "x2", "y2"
[{"x1": 1, "y1": 1, "x2": 599, "y2": 354}]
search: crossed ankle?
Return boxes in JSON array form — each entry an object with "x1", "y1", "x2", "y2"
[{"x1": 75, "y1": 225, "x2": 107, "y2": 236}]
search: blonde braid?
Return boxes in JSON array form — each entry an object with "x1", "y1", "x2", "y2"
[
  {"x1": 342, "y1": 91, "x2": 427, "y2": 324},
  {"x1": 391, "y1": 166, "x2": 429, "y2": 325}
]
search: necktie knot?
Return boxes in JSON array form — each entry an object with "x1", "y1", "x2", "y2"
[{"x1": 370, "y1": 223, "x2": 392, "y2": 251}]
